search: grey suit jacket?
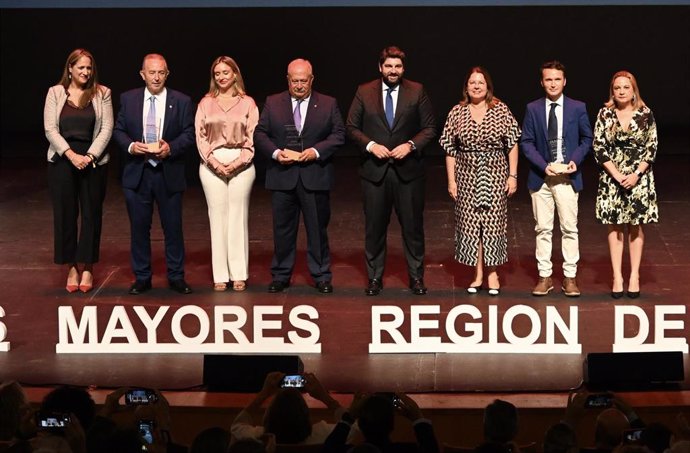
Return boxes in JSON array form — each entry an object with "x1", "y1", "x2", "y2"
[{"x1": 43, "y1": 84, "x2": 114, "y2": 165}]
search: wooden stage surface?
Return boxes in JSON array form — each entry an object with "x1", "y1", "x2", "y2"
[{"x1": 1, "y1": 150, "x2": 689, "y2": 394}]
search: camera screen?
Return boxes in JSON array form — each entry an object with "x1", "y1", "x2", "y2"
[
  {"x1": 139, "y1": 421, "x2": 154, "y2": 444},
  {"x1": 281, "y1": 375, "x2": 305, "y2": 388},
  {"x1": 585, "y1": 394, "x2": 612, "y2": 408},
  {"x1": 39, "y1": 414, "x2": 70, "y2": 428},
  {"x1": 127, "y1": 389, "x2": 157, "y2": 405}
]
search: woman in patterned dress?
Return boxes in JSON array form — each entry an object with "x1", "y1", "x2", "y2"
[
  {"x1": 593, "y1": 71, "x2": 658, "y2": 299},
  {"x1": 440, "y1": 67, "x2": 520, "y2": 295}
]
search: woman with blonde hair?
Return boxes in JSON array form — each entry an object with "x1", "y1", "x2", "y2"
[
  {"x1": 195, "y1": 56, "x2": 258, "y2": 292},
  {"x1": 593, "y1": 71, "x2": 658, "y2": 298},
  {"x1": 440, "y1": 66, "x2": 520, "y2": 295},
  {"x1": 44, "y1": 48, "x2": 113, "y2": 293}
]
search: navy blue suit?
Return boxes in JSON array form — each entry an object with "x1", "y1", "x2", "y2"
[
  {"x1": 520, "y1": 96, "x2": 592, "y2": 192},
  {"x1": 113, "y1": 87, "x2": 195, "y2": 282},
  {"x1": 254, "y1": 90, "x2": 345, "y2": 283}
]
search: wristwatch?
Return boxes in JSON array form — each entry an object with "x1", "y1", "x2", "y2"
[
  {"x1": 407, "y1": 140, "x2": 417, "y2": 151},
  {"x1": 634, "y1": 169, "x2": 643, "y2": 177}
]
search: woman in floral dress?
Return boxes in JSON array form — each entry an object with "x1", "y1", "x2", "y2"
[
  {"x1": 593, "y1": 71, "x2": 658, "y2": 299},
  {"x1": 440, "y1": 67, "x2": 520, "y2": 296}
]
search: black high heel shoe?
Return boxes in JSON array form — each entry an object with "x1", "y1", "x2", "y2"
[
  {"x1": 627, "y1": 290, "x2": 640, "y2": 299},
  {"x1": 611, "y1": 291, "x2": 624, "y2": 299}
]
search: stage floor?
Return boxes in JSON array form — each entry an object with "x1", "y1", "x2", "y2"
[{"x1": 1, "y1": 151, "x2": 689, "y2": 392}]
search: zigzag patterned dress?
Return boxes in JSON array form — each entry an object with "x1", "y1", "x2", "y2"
[{"x1": 440, "y1": 101, "x2": 521, "y2": 266}]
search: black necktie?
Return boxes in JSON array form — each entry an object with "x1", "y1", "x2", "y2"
[{"x1": 548, "y1": 102, "x2": 558, "y2": 161}]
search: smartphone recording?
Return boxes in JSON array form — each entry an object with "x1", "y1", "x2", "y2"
[{"x1": 280, "y1": 375, "x2": 306, "y2": 388}]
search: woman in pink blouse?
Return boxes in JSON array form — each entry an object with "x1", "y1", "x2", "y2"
[{"x1": 196, "y1": 56, "x2": 258, "y2": 291}]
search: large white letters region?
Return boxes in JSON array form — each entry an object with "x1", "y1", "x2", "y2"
[
  {"x1": 369, "y1": 304, "x2": 581, "y2": 353},
  {"x1": 56, "y1": 305, "x2": 320, "y2": 353},
  {"x1": 614, "y1": 305, "x2": 688, "y2": 353},
  {"x1": 0, "y1": 306, "x2": 10, "y2": 352}
]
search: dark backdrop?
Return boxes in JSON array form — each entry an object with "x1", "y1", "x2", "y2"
[{"x1": 1, "y1": 5, "x2": 688, "y2": 158}]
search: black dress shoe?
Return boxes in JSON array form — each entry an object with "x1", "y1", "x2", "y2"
[
  {"x1": 611, "y1": 291, "x2": 624, "y2": 299},
  {"x1": 268, "y1": 280, "x2": 289, "y2": 293},
  {"x1": 129, "y1": 280, "x2": 152, "y2": 295},
  {"x1": 169, "y1": 279, "x2": 192, "y2": 294},
  {"x1": 365, "y1": 279, "x2": 382, "y2": 296},
  {"x1": 316, "y1": 281, "x2": 333, "y2": 294},
  {"x1": 409, "y1": 278, "x2": 427, "y2": 295}
]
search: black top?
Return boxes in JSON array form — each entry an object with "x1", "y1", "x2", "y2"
[{"x1": 59, "y1": 100, "x2": 95, "y2": 155}]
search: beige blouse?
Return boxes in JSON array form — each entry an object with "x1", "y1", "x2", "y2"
[{"x1": 195, "y1": 94, "x2": 259, "y2": 171}]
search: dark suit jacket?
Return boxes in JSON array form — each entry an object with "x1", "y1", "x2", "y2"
[
  {"x1": 113, "y1": 88, "x2": 195, "y2": 193},
  {"x1": 519, "y1": 96, "x2": 592, "y2": 192},
  {"x1": 347, "y1": 78, "x2": 436, "y2": 183},
  {"x1": 254, "y1": 90, "x2": 345, "y2": 191}
]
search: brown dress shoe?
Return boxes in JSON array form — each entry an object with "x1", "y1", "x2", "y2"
[
  {"x1": 562, "y1": 277, "x2": 581, "y2": 297},
  {"x1": 532, "y1": 276, "x2": 553, "y2": 296}
]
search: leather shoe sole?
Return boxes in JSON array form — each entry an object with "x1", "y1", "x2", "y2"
[{"x1": 129, "y1": 280, "x2": 152, "y2": 295}]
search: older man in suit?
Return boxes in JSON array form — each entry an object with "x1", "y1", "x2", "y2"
[
  {"x1": 254, "y1": 59, "x2": 345, "y2": 293},
  {"x1": 347, "y1": 46, "x2": 437, "y2": 296},
  {"x1": 520, "y1": 60, "x2": 592, "y2": 297},
  {"x1": 113, "y1": 53, "x2": 195, "y2": 295}
]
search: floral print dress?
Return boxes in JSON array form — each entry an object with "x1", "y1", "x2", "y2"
[{"x1": 593, "y1": 106, "x2": 658, "y2": 225}]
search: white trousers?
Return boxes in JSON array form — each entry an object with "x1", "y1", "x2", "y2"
[
  {"x1": 530, "y1": 176, "x2": 579, "y2": 278},
  {"x1": 199, "y1": 149, "x2": 255, "y2": 283}
]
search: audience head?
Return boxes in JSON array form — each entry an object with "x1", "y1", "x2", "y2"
[
  {"x1": 41, "y1": 385, "x2": 96, "y2": 431},
  {"x1": 229, "y1": 438, "x2": 269, "y2": 453},
  {"x1": 263, "y1": 388, "x2": 312, "y2": 444},
  {"x1": 208, "y1": 56, "x2": 246, "y2": 97},
  {"x1": 595, "y1": 408, "x2": 630, "y2": 449},
  {"x1": 612, "y1": 445, "x2": 654, "y2": 453},
  {"x1": 640, "y1": 423, "x2": 672, "y2": 453},
  {"x1": 543, "y1": 422, "x2": 578, "y2": 453},
  {"x1": 475, "y1": 441, "x2": 513, "y2": 453},
  {"x1": 348, "y1": 443, "x2": 383, "y2": 453},
  {"x1": 0, "y1": 381, "x2": 30, "y2": 441},
  {"x1": 190, "y1": 426, "x2": 231, "y2": 453},
  {"x1": 484, "y1": 399, "x2": 519, "y2": 444},
  {"x1": 358, "y1": 394, "x2": 396, "y2": 443}
]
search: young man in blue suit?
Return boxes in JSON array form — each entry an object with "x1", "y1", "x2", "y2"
[
  {"x1": 113, "y1": 54, "x2": 195, "y2": 295},
  {"x1": 254, "y1": 59, "x2": 345, "y2": 294},
  {"x1": 520, "y1": 61, "x2": 592, "y2": 297}
]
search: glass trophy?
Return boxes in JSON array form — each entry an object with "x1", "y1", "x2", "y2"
[
  {"x1": 284, "y1": 124, "x2": 303, "y2": 161},
  {"x1": 548, "y1": 138, "x2": 568, "y2": 174},
  {"x1": 144, "y1": 119, "x2": 161, "y2": 153}
]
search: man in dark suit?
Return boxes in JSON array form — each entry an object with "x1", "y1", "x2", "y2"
[
  {"x1": 520, "y1": 61, "x2": 592, "y2": 297},
  {"x1": 113, "y1": 54, "x2": 195, "y2": 295},
  {"x1": 346, "y1": 46, "x2": 437, "y2": 296},
  {"x1": 254, "y1": 59, "x2": 345, "y2": 293}
]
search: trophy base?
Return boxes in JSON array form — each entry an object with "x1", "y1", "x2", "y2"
[
  {"x1": 146, "y1": 142, "x2": 160, "y2": 152},
  {"x1": 550, "y1": 162, "x2": 569, "y2": 174}
]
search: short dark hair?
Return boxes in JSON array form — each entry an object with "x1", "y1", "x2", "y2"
[
  {"x1": 263, "y1": 389, "x2": 312, "y2": 444},
  {"x1": 358, "y1": 395, "x2": 395, "y2": 442},
  {"x1": 541, "y1": 61, "x2": 566, "y2": 78},
  {"x1": 484, "y1": 399, "x2": 518, "y2": 444},
  {"x1": 379, "y1": 46, "x2": 406, "y2": 66},
  {"x1": 41, "y1": 386, "x2": 96, "y2": 430},
  {"x1": 544, "y1": 422, "x2": 578, "y2": 453}
]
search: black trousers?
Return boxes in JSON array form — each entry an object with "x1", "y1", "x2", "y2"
[
  {"x1": 48, "y1": 158, "x2": 107, "y2": 264},
  {"x1": 361, "y1": 166, "x2": 426, "y2": 280}
]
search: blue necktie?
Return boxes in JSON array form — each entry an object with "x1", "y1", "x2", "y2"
[
  {"x1": 145, "y1": 96, "x2": 159, "y2": 167},
  {"x1": 293, "y1": 99, "x2": 303, "y2": 133},
  {"x1": 385, "y1": 87, "x2": 395, "y2": 128}
]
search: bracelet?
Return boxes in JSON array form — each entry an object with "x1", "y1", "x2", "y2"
[{"x1": 509, "y1": 174, "x2": 518, "y2": 180}]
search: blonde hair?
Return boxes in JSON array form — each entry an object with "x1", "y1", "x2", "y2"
[
  {"x1": 605, "y1": 70, "x2": 646, "y2": 109},
  {"x1": 208, "y1": 56, "x2": 246, "y2": 97}
]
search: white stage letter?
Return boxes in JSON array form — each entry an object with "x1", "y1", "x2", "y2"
[
  {"x1": 134, "y1": 306, "x2": 169, "y2": 344},
  {"x1": 214, "y1": 306, "x2": 249, "y2": 344},
  {"x1": 171, "y1": 306, "x2": 210, "y2": 345},
  {"x1": 287, "y1": 305, "x2": 320, "y2": 346}
]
